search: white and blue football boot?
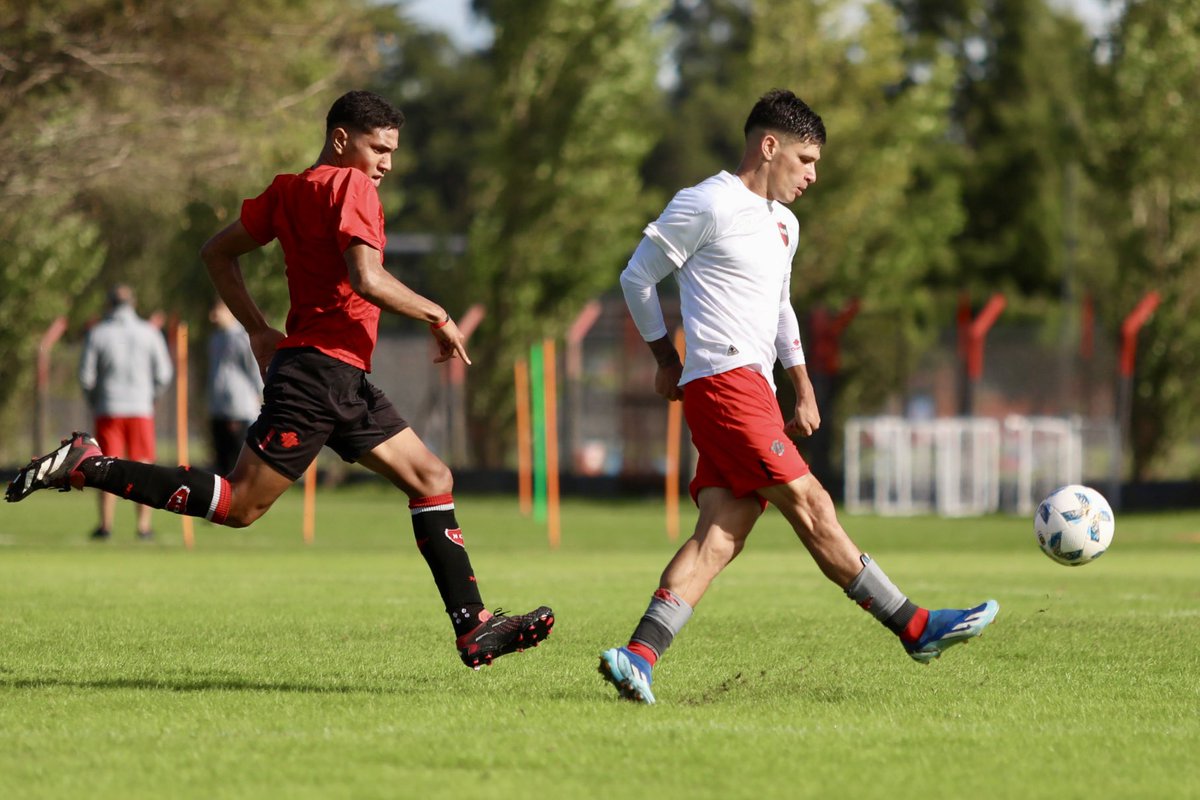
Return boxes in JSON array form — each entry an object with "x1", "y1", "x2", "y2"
[
  {"x1": 599, "y1": 646, "x2": 656, "y2": 704},
  {"x1": 904, "y1": 600, "x2": 999, "y2": 663}
]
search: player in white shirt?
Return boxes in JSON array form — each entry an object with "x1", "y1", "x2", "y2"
[{"x1": 599, "y1": 89, "x2": 999, "y2": 704}]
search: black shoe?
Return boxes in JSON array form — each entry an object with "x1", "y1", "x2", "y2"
[
  {"x1": 136, "y1": 530, "x2": 154, "y2": 542},
  {"x1": 455, "y1": 607, "x2": 554, "y2": 670},
  {"x1": 90, "y1": 527, "x2": 111, "y2": 541},
  {"x1": 6, "y1": 432, "x2": 103, "y2": 502}
]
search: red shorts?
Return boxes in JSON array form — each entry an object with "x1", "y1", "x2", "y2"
[
  {"x1": 94, "y1": 416, "x2": 156, "y2": 463},
  {"x1": 683, "y1": 368, "x2": 809, "y2": 509}
]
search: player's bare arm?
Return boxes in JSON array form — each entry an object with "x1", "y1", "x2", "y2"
[
  {"x1": 344, "y1": 240, "x2": 471, "y2": 365},
  {"x1": 200, "y1": 220, "x2": 285, "y2": 377},
  {"x1": 647, "y1": 335, "x2": 684, "y2": 401},
  {"x1": 783, "y1": 363, "x2": 820, "y2": 438}
]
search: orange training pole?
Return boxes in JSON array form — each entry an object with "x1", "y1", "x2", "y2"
[
  {"x1": 514, "y1": 359, "x2": 532, "y2": 516},
  {"x1": 665, "y1": 327, "x2": 686, "y2": 540},
  {"x1": 175, "y1": 322, "x2": 194, "y2": 550},
  {"x1": 303, "y1": 458, "x2": 317, "y2": 545},
  {"x1": 543, "y1": 339, "x2": 561, "y2": 549}
]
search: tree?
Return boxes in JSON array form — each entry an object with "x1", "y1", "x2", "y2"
[
  {"x1": 951, "y1": 0, "x2": 1096, "y2": 297},
  {"x1": 745, "y1": 1, "x2": 964, "y2": 414},
  {"x1": 1092, "y1": 0, "x2": 1200, "y2": 479},
  {"x1": 0, "y1": 0, "x2": 388, "y2": 456},
  {"x1": 640, "y1": 0, "x2": 757, "y2": 193},
  {"x1": 460, "y1": 0, "x2": 666, "y2": 465}
]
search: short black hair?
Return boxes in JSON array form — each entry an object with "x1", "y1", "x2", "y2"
[
  {"x1": 325, "y1": 90, "x2": 405, "y2": 135},
  {"x1": 743, "y1": 89, "x2": 825, "y2": 145},
  {"x1": 106, "y1": 283, "x2": 134, "y2": 310}
]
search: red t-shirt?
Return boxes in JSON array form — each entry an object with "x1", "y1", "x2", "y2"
[{"x1": 240, "y1": 164, "x2": 386, "y2": 371}]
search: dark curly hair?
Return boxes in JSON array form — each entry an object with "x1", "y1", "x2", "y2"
[
  {"x1": 743, "y1": 89, "x2": 825, "y2": 145},
  {"x1": 325, "y1": 90, "x2": 405, "y2": 135}
]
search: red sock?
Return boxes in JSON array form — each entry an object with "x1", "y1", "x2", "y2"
[
  {"x1": 900, "y1": 607, "x2": 930, "y2": 643},
  {"x1": 627, "y1": 641, "x2": 658, "y2": 666}
]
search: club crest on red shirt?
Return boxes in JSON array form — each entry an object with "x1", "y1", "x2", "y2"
[{"x1": 778, "y1": 222, "x2": 789, "y2": 246}]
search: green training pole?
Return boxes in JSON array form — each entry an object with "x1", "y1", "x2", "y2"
[{"x1": 529, "y1": 341, "x2": 548, "y2": 522}]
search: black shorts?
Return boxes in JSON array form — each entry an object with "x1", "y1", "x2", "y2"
[{"x1": 247, "y1": 347, "x2": 409, "y2": 480}]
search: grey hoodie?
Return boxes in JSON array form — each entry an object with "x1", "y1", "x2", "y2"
[{"x1": 78, "y1": 304, "x2": 173, "y2": 417}]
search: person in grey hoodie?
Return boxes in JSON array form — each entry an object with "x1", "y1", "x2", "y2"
[
  {"x1": 207, "y1": 299, "x2": 263, "y2": 476},
  {"x1": 78, "y1": 284, "x2": 173, "y2": 540}
]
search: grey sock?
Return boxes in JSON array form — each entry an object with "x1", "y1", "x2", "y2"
[
  {"x1": 630, "y1": 588, "x2": 693, "y2": 658},
  {"x1": 845, "y1": 554, "x2": 908, "y2": 622}
]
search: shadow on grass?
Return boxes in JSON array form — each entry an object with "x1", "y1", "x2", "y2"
[{"x1": 0, "y1": 674, "x2": 409, "y2": 695}]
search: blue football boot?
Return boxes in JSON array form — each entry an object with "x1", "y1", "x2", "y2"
[
  {"x1": 599, "y1": 646, "x2": 656, "y2": 704},
  {"x1": 904, "y1": 600, "x2": 999, "y2": 663}
]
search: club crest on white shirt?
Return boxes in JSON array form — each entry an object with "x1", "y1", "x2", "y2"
[{"x1": 777, "y1": 222, "x2": 789, "y2": 246}]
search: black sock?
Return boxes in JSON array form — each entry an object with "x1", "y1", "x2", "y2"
[
  {"x1": 80, "y1": 457, "x2": 231, "y2": 524},
  {"x1": 409, "y1": 494, "x2": 485, "y2": 637}
]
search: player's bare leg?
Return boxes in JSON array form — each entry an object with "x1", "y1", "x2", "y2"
[
  {"x1": 759, "y1": 473, "x2": 998, "y2": 663},
  {"x1": 221, "y1": 446, "x2": 296, "y2": 528},
  {"x1": 757, "y1": 473, "x2": 862, "y2": 586},
  {"x1": 360, "y1": 429, "x2": 554, "y2": 669},
  {"x1": 659, "y1": 487, "x2": 761, "y2": 607},
  {"x1": 600, "y1": 487, "x2": 758, "y2": 703}
]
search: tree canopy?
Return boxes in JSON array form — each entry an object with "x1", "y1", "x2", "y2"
[{"x1": 3, "y1": 0, "x2": 1198, "y2": 478}]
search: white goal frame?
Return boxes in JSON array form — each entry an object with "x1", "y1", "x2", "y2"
[{"x1": 844, "y1": 414, "x2": 1117, "y2": 517}]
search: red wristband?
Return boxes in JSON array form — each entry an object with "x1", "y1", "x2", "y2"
[{"x1": 431, "y1": 315, "x2": 451, "y2": 330}]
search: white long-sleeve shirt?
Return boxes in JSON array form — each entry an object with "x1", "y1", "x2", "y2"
[{"x1": 620, "y1": 171, "x2": 805, "y2": 392}]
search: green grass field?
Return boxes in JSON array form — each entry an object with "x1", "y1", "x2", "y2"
[{"x1": 2, "y1": 483, "x2": 1198, "y2": 799}]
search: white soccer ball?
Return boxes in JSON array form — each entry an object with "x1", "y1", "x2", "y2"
[{"x1": 1034, "y1": 484, "x2": 1115, "y2": 566}]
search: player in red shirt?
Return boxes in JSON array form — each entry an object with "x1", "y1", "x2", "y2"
[{"x1": 7, "y1": 91, "x2": 553, "y2": 670}]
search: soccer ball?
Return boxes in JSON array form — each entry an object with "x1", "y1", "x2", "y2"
[{"x1": 1033, "y1": 484, "x2": 1115, "y2": 566}]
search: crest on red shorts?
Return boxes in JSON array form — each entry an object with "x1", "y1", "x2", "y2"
[
  {"x1": 445, "y1": 527, "x2": 465, "y2": 547},
  {"x1": 778, "y1": 222, "x2": 789, "y2": 246},
  {"x1": 771, "y1": 440, "x2": 786, "y2": 456}
]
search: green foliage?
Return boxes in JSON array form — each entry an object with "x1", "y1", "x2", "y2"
[
  {"x1": 640, "y1": 0, "x2": 757, "y2": 191},
  {"x1": 4, "y1": 0, "x2": 1198, "y2": 479},
  {"x1": 0, "y1": 0, "x2": 384, "y2": 444},
  {"x1": 369, "y1": 19, "x2": 494, "y2": 234},
  {"x1": 952, "y1": 0, "x2": 1096, "y2": 297},
  {"x1": 747, "y1": 1, "x2": 963, "y2": 414},
  {"x1": 461, "y1": 0, "x2": 667, "y2": 464},
  {"x1": 0, "y1": 199, "x2": 103, "y2": 426},
  {"x1": 1092, "y1": 0, "x2": 1200, "y2": 478}
]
